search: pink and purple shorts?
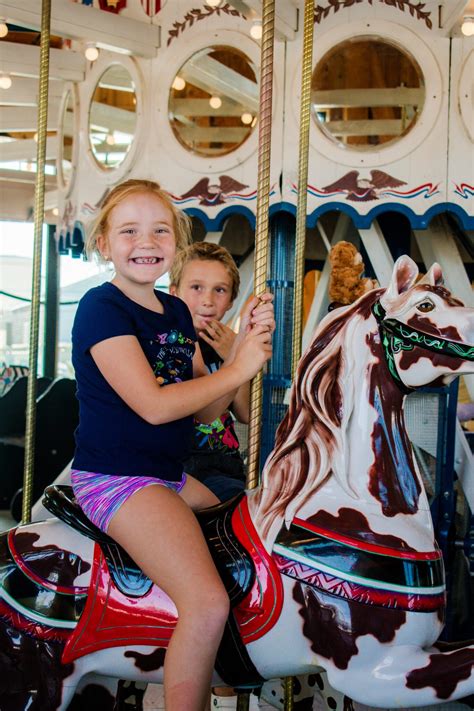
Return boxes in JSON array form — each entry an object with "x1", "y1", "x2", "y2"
[{"x1": 71, "y1": 469, "x2": 187, "y2": 533}]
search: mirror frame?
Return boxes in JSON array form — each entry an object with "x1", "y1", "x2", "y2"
[
  {"x1": 299, "y1": 20, "x2": 443, "y2": 169},
  {"x1": 57, "y1": 83, "x2": 79, "y2": 195},
  {"x1": 85, "y1": 55, "x2": 143, "y2": 184}
]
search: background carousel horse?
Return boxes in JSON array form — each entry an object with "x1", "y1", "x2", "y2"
[{"x1": 1, "y1": 256, "x2": 474, "y2": 711}]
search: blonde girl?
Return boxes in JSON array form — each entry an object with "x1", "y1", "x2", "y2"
[{"x1": 71, "y1": 179, "x2": 274, "y2": 711}]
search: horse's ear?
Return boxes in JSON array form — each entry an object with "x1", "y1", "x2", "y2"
[
  {"x1": 419, "y1": 262, "x2": 444, "y2": 287},
  {"x1": 385, "y1": 255, "x2": 418, "y2": 297}
]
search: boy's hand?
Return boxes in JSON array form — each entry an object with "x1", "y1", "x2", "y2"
[
  {"x1": 239, "y1": 293, "x2": 275, "y2": 336},
  {"x1": 199, "y1": 321, "x2": 236, "y2": 360}
]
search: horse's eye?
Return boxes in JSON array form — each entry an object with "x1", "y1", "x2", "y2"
[{"x1": 417, "y1": 300, "x2": 435, "y2": 313}]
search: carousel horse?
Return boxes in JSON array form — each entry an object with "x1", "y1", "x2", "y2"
[{"x1": 1, "y1": 256, "x2": 474, "y2": 711}]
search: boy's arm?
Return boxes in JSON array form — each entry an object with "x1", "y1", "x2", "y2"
[
  {"x1": 230, "y1": 381, "x2": 250, "y2": 424},
  {"x1": 193, "y1": 343, "x2": 238, "y2": 423}
]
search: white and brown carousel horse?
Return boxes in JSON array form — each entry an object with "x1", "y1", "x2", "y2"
[{"x1": 1, "y1": 256, "x2": 474, "y2": 710}]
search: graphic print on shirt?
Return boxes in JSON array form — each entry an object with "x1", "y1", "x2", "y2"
[
  {"x1": 153, "y1": 330, "x2": 195, "y2": 385},
  {"x1": 194, "y1": 412, "x2": 240, "y2": 452}
]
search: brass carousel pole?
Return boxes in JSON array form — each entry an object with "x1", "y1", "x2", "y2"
[
  {"x1": 291, "y1": 0, "x2": 314, "y2": 379},
  {"x1": 245, "y1": 0, "x2": 275, "y2": 492},
  {"x1": 237, "y1": 2, "x2": 274, "y2": 710},
  {"x1": 22, "y1": 0, "x2": 52, "y2": 523},
  {"x1": 283, "y1": 3, "x2": 314, "y2": 710}
]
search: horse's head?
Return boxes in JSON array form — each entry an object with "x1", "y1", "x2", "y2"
[
  {"x1": 249, "y1": 255, "x2": 473, "y2": 545},
  {"x1": 378, "y1": 256, "x2": 474, "y2": 388}
]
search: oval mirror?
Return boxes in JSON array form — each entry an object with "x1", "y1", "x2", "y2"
[
  {"x1": 169, "y1": 46, "x2": 258, "y2": 157},
  {"x1": 88, "y1": 65, "x2": 137, "y2": 170},
  {"x1": 311, "y1": 38, "x2": 425, "y2": 151},
  {"x1": 59, "y1": 90, "x2": 74, "y2": 188}
]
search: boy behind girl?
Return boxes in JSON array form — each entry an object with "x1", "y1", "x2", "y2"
[{"x1": 169, "y1": 242, "x2": 248, "y2": 501}]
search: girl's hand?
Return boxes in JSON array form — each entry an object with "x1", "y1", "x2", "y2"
[
  {"x1": 232, "y1": 324, "x2": 272, "y2": 382},
  {"x1": 199, "y1": 321, "x2": 236, "y2": 360}
]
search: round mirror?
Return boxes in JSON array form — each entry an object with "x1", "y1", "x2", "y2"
[
  {"x1": 311, "y1": 38, "x2": 425, "y2": 151},
  {"x1": 169, "y1": 46, "x2": 258, "y2": 157},
  {"x1": 60, "y1": 90, "x2": 75, "y2": 188},
  {"x1": 88, "y1": 65, "x2": 137, "y2": 170}
]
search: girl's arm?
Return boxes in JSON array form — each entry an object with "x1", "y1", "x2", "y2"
[{"x1": 90, "y1": 326, "x2": 271, "y2": 426}]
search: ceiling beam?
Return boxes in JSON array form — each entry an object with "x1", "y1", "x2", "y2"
[
  {"x1": 0, "y1": 136, "x2": 59, "y2": 162},
  {"x1": 0, "y1": 0, "x2": 160, "y2": 58},
  {"x1": 1, "y1": 41, "x2": 85, "y2": 81},
  {"x1": 229, "y1": 0, "x2": 298, "y2": 40},
  {"x1": 170, "y1": 97, "x2": 249, "y2": 117},
  {"x1": 439, "y1": 0, "x2": 469, "y2": 33},
  {"x1": 0, "y1": 168, "x2": 57, "y2": 186},
  {"x1": 0, "y1": 77, "x2": 65, "y2": 106},
  {"x1": 0, "y1": 104, "x2": 60, "y2": 132},
  {"x1": 313, "y1": 87, "x2": 424, "y2": 108},
  {"x1": 181, "y1": 55, "x2": 259, "y2": 113}
]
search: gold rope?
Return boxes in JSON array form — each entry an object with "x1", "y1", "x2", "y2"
[
  {"x1": 22, "y1": 0, "x2": 52, "y2": 523},
  {"x1": 246, "y1": 0, "x2": 275, "y2": 491},
  {"x1": 291, "y1": 0, "x2": 314, "y2": 378}
]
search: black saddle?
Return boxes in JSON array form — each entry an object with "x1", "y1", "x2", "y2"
[{"x1": 43, "y1": 484, "x2": 263, "y2": 689}]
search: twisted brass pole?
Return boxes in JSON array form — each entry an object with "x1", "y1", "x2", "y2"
[
  {"x1": 291, "y1": 0, "x2": 314, "y2": 379},
  {"x1": 22, "y1": 0, "x2": 52, "y2": 523},
  {"x1": 283, "y1": 4, "x2": 314, "y2": 709},
  {"x1": 246, "y1": 0, "x2": 275, "y2": 491}
]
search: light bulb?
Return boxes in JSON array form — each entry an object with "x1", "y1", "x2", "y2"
[
  {"x1": 85, "y1": 45, "x2": 99, "y2": 62},
  {"x1": 172, "y1": 76, "x2": 186, "y2": 91},
  {"x1": 52, "y1": 207, "x2": 59, "y2": 216},
  {"x1": 33, "y1": 132, "x2": 38, "y2": 142},
  {"x1": 0, "y1": 21, "x2": 8, "y2": 38},
  {"x1": 461, "y1": 16, "x2": 474, "y2": 36},
  {"x1": 241, "y1": 112, "x2": 253, "y2": 125},
  {"x1": 106, "y1": 133, "x2": 115, "y2": 146},
  {"x1": 209, "y1": 96, "x2": 222, "y2": 109},
  {"x1": 205, "y1": 0, "x2": 222, "y2": 7},
  {"x1": 250, "y1": 22, "x2": 262, "y2": 40},
  {"x1": 0, "y1": 74, "x2": 12, "y2": 90}
]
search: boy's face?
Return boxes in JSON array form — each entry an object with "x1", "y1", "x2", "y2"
[{"x1": 171, "y1": 259, "x2": 234, "y2": 331}]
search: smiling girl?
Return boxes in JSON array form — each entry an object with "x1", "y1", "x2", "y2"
[{"x1": 70, "y1": 179, "x2": 274, "y2": 711}]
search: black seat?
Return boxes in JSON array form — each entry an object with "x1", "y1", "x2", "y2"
[
  {"x1": 43, "y1": 485, "x2": 153, "y2": 597},
  {"x1": 0, "y1": 375, "x2": 51, "y2": 437},
  {"x1": 6, "y1": 378, "x2": 79, "y2": 517}
]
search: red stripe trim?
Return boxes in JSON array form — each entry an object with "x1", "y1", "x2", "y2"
[
  {"x1": 232, "y1": 497, "x2": 284, "y2": 643},
  {"x1": 292, "y1": 518, "x2": 441, "y2": 561},
  {"x1": 274, "y1": 554, "x2": 445, "y2": 612},
  {"x1": 0, "y1": 597, "x2": 72, "y2": 642},
  {"x1": 8, "y1": 529, "x2": 88, "y2": 596}
]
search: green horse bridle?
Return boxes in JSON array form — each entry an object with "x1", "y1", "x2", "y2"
[{"x1": 372, "y1": 300, "x2": 474, "y2": 390}]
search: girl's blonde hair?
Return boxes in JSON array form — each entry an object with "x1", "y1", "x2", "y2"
[{"x1": 85, "y1": 179, "x2": 192, "y2": 261}]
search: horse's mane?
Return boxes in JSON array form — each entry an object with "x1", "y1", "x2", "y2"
[{"x1": 249, "y1": 289, "x2": 381, "y2": 545}]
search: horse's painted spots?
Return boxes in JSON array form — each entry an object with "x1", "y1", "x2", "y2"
[
  {"x1": 406, "y1": 648, "x2": 474, "y2": 699},
  {"x1": 124, "y1": 647, "x2": 166, "y2": 672},
  {"x1": 305, "y1": 508, "x2": 416, "y2": 551},
  {"x1": 293, "y1": 583, "x2": 406, "y2": 669}
]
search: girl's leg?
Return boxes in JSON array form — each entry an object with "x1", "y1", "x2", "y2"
[{"x1": 107, "y1": 481, "x2": 229, "y2": 711}]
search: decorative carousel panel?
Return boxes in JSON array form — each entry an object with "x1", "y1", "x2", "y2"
[
  {"x1": 281, "y1": 11, "x2": 450, "y2": 229},
  {"x1": 447, "y1": 39, "x2": 474, "y2": 228},
  {"x1": 146, "y1": 0, "x2": 283, "y2": 229}
]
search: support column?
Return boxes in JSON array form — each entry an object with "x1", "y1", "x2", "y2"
[{"x1": 43, "y1": 223, "x2": 58, "y2": 380}]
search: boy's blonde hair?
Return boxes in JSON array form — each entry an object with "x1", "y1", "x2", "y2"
[
  {"x1": 169, "y1": 241, "x2": 240, "y2": 302},
  {"x1": 85, "y1": 179, "x2": 192, "y2": 261}
]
